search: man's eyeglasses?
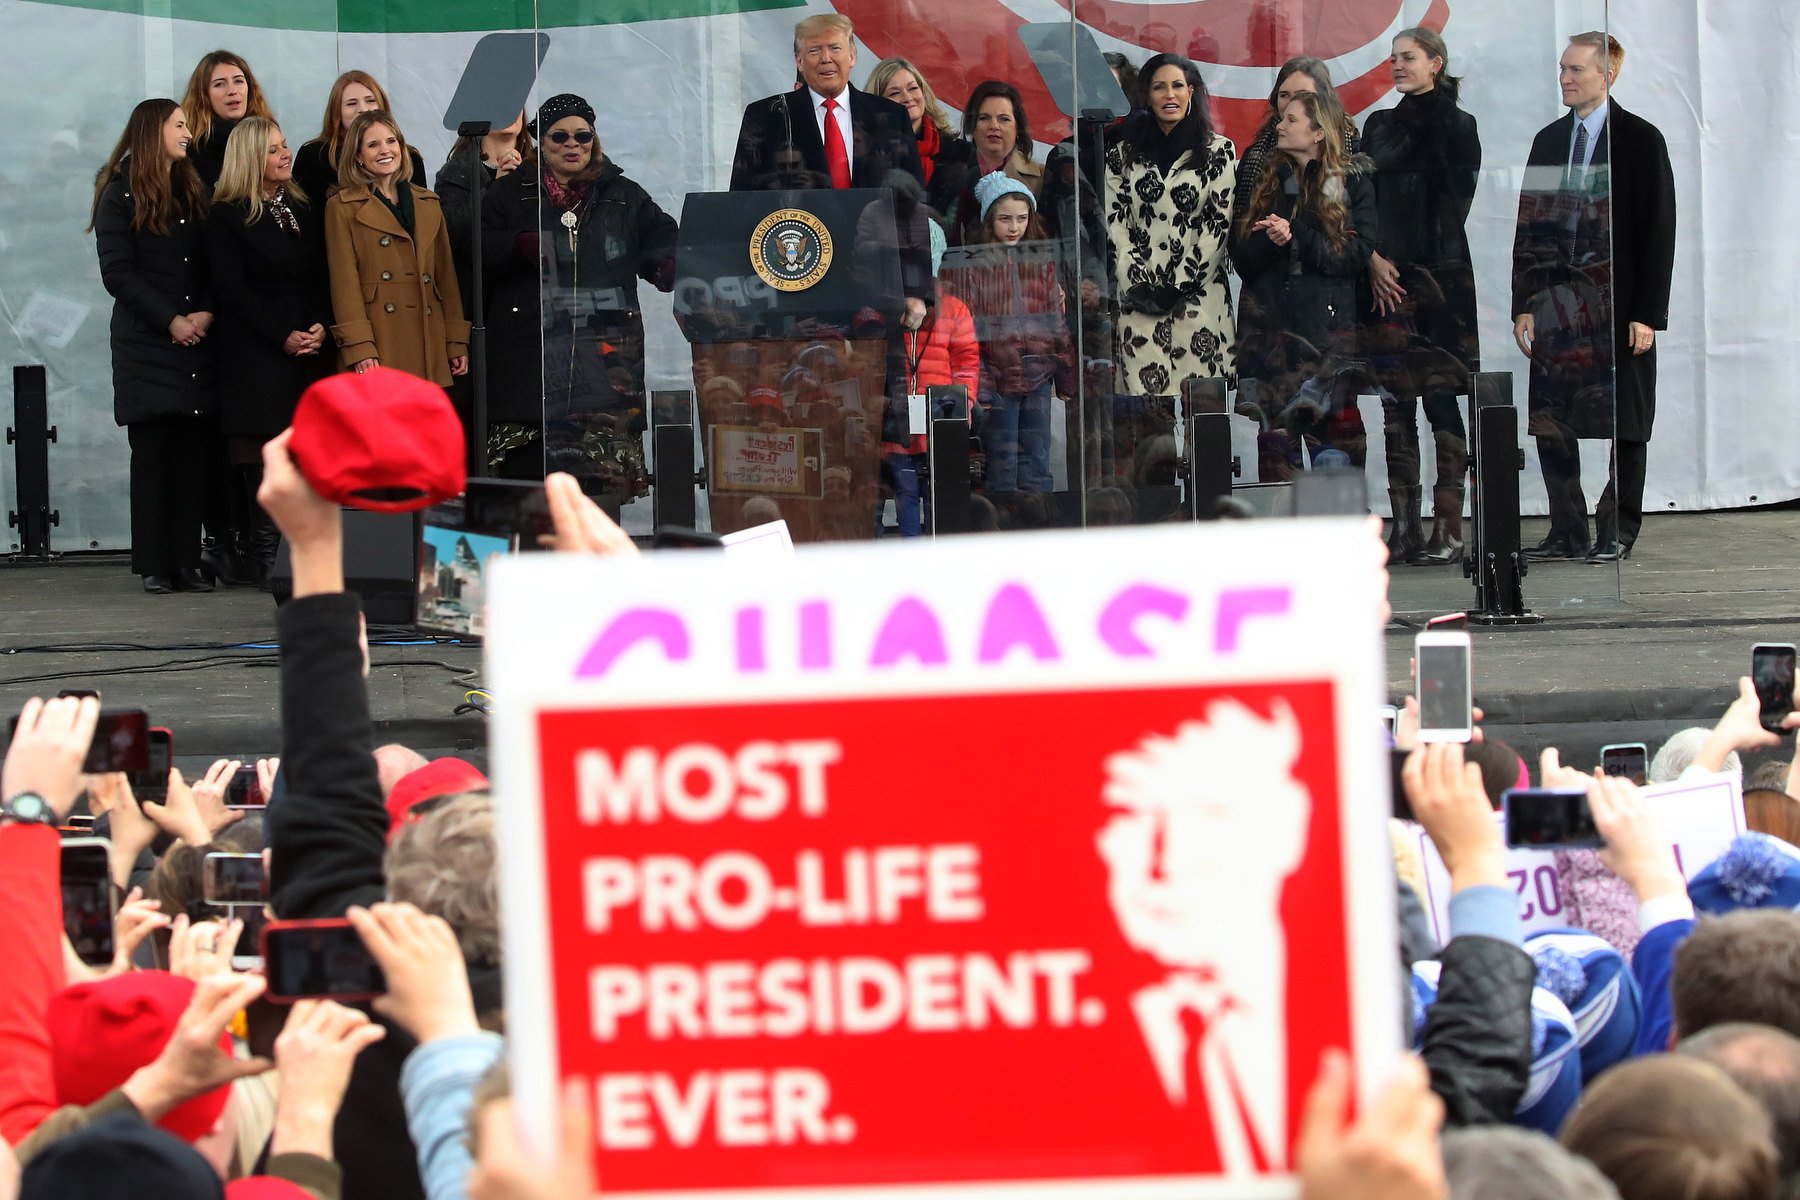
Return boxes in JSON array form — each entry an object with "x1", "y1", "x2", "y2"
[{"x1": 548, "y1": 129, "x2": 595, "y2": 146}]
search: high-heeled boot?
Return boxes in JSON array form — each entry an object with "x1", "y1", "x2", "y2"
[{"x1": 1420, "y1": 430, "x2": 1468, "y2": 565}]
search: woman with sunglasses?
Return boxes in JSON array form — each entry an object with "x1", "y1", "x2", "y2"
[{"x1": 480, "y1": 93, "x2": 677, "y2": 497}]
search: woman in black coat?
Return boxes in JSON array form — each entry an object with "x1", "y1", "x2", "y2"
[
  {"x1": 1362, "y1": 27, "x2": 1482, "y2": 564},
  {"x1": 179, "y1": 49, "x2": 274, "y2": 190},
  {"x1": 480, "y1": 93, "x2": 677, "y2": 501},
  {"x1": 207, "y1": 116, "x2": 332, "y2": 583},
  {"x1": 1231, "y1": 90, "x2": 1378, "y2": 472},
  {"x1": 90, "y1": 99, "x2": 218, "y2": 594}
]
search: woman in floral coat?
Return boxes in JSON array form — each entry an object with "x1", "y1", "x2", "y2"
[{"x1": 1105, "y1": 53, "x2": 1238, "y2": 397}]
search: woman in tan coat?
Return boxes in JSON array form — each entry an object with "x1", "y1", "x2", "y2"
[{"x1": 324, "y1": 109, "x2": 468, "y2": 385}]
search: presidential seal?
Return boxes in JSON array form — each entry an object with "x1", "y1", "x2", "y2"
[{"x1": 749, "y1": 208, "x2": 833, "y2": 292}]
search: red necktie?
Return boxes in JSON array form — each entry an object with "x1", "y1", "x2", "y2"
[{"x1": 822, "y1": 97, "x2": 851, "y2": 189}]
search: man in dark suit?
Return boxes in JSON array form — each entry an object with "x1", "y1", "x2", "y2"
[
  {"x1": 730, "y1": 11, "x2": 931, "y2": 336},
  {"x1": 1511, "y1": 32, "x2": 1676, "y2": 562}
]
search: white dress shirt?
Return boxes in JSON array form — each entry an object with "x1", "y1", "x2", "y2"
[{"x1": 809, "y1": 87, "x2": 854, "y2": 155}]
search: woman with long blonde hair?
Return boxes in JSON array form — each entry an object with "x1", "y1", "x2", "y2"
[
  {"x1": 207, "y1": 116, "x2": 331, "y2": 582},
  {"x1": 293, "y1": 70, "x2": 428, "y2": 201},
  {"x1": 1230, "y1": 90, "x2": 1378, "y2": 469}
]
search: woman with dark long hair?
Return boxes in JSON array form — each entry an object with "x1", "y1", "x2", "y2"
[
  {"x1": 941, "y1": 80, "x2": 1043, "y2": 243},
  {"x1": 293, "y1": 70, "x2": 430, "y2": 202},
  {"x1": 1105, "y1": 53, "x2": 1237, "y2": 397},
  {"x1": 1362, "y1": 27, "x2": 1482, "y2": 563},
  {"x1": 90, "y1": 99, "x2": 217, "y2": 594},
  {"x1": 179, "y1": 50, "x2": 273, "y2": 189},
  {"x1": 1230, "y1": 90, "x2": 1378, "y2": 470},
  {"x1": 207, "y1": 117, "x2": 331, "y2": 584}
]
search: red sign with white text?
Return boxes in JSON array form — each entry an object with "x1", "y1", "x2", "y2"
[{"x1": 532, "y1": 678, "x2": 1353, "y2": 1194}]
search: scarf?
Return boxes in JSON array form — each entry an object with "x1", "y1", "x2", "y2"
[
  {"x1": 543, "y1": 171, "x2": 589, "y2": 215},
  {"x1": 266, "y1": 186, "x2": 299, "y2": 235},
  {"x1": 916, "y1": 120, "x2": 941, "y2": 185}
]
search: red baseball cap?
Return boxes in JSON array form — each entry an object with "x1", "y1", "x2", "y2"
[
  {"x1": 48, "y1": 972, "x2": 234, "y2": 1143},
  {"x1": 289, "y1": 368, "x2": 467, "y2": 512},
  {"x1": 385, "y1": 756, "x2": 489, "y2": 841}
]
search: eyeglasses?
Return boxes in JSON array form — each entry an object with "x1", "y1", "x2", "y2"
[{"x1": 548, "y1": 129, "x2": 594, "y2": 146}]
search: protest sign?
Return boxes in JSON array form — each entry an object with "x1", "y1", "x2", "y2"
[
  {"x1": 1411, "y1": 771, "x2": 1747, "y2": 944},
  {"x1": 486, "y1": 521, "x2": 1397, "y2": 1197},
  {"x1": 710, "y1": 425, "x2": 824, "y2": 497}
]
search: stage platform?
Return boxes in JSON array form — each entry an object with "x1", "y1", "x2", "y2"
[{"x1": 2, "y1": 508, "x2": 1796, "y2": 776}]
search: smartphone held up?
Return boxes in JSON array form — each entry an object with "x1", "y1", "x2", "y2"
[
  {"x1": 1754, "y1": 643, "x2": 1797, "y2": 735},
  {"x1": 1414, "y1": 631, "x2": 1473, "y2": 744}
]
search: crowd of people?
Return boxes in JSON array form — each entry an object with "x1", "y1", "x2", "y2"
[
  {"x1": 1, "y1": 427, "x2": 1799, "y2": 1198},
  {"x1": 90, "y1": 17, "x2": 1672, "y2": 571}
]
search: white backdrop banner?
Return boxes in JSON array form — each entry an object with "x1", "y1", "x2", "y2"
[{"x1": 1, "y1": 0, "x2": 1787, "y2": 547}]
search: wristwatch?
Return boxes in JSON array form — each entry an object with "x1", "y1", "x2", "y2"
[{"x1": 1, "y1": 792, "x2": 58, "y2": 826}]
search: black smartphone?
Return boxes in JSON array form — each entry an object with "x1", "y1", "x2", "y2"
[
  {"x1": 1291, "y1": 468, "x2": 1368, "y2": 518},
  {"x1": 260, "y1": 919, "x2": 386, "y2": 1003},
  {"x1": 57, "y1": 689, "x2": 101, "y2": 701},
  {"x1": 1753, "y1": 643, "x2": 1797, "y2": 735},
  {"x1": 1504, "y1": 788, "x2": 1602, "y2": 849},
  {"x1": 1600, "y1": 742, "x2": 1649, "y2": 787},
  {"x1": 224, "y1": 765, "x2": 266, "y2": 810},
  {"x1": 652, "y1": 526, "x2": 725, "y2": 550},
  {"x1": 203, "y1": 852, "x2": 266, "y2": 906},
  {"x1": 13, "y1": 708, "x2": 154, "y2": 774},
  {"x1": 128, "y1": 728, "x2": 173, "y2": 806},
  {"x1": 416, "y1": 497, "x2": 514, "y2": 639},
  {"x1": 463, "y1": 478, "x2": 552, "y2": 550},
  {"x1": 1390, "y1": 746, "x2": 1415, "y2": 823},
  {"x1": 61, "y1": 838, "x2": 115, "y2": 967}
]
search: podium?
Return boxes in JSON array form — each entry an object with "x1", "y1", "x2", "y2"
[{"x1": 673, "y1": 188, "x2": 907, "y2": 542}]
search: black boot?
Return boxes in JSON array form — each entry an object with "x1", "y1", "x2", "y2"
[
  {"x1": 1419, "y1": 432, "x2": 1468, "y2": 566},
  {"x1": 200, "y1": 535, "x2": 256, "y2": 588},
  {"x1": 1386, "y1": 488, "x2": 1425, "y2": 564}
]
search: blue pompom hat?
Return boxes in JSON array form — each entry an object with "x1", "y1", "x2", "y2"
[
  {"x1": 1526, "y1": 928, "x2": 1641, "y2": 1081},
  {"x1": 1411, "y1": 960, "x2": 1583, "y2": 1135},
  {"x1": 1689, "y1": 832, "x2": 1800, "y2": 914},
  {"x1": 973, "y1": 170, "x2": 1036, "y2": 221}
]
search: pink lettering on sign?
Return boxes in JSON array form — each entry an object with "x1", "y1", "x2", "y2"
[
  {"x1": 978, "y1": 584, "x2": 1060, "y2": 664},
  {"x1": 1098, "y1": 585, "x2": 1190, "y2": 657},
  {"x1": 1213, "y1": 587, "x2": 1293, "y2": 653},
  {"x1": 576, "y1": 609, "x2": 691, "y2": 678},
  {"x1": 870, "y1": 598, "x2": 949, "y2": 667},
  {"x1": 571, "y1": 583, "x2": 1297, "y2": 679}
]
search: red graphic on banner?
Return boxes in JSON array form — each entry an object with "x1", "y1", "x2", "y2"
[
  {"x1": 833, "y1": 0, "x2": 1450, "y2": 146},
  {"x1": 533, "y1": 679, "x2": 1354, "y2": 1192}
]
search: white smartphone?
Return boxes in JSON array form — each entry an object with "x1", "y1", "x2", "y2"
[{"x1": 1414, "y1": 631, "x2": 1473, "y2": 743}]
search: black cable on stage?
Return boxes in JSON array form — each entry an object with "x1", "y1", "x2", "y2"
[{"x1": 0, "y1": 654, "x2": 480, "y2": 689}]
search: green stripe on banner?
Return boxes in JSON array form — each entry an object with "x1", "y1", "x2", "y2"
[{"x1": 21, "y1": 0, "x2": 802, "y2": 32}]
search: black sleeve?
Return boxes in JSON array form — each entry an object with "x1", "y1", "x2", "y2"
[
  {"x1": 629, "y1": 182, "x2": 679, "y2": 289},
  {"x1": 1631, "y1": 123, "x2": 1677, "y2": 330},
  {"x1": 1447, "y1": 109, "x2": 1482, "y2": 226},
  {"x1": 480, "y1": 177, "x2": 528, "y2": 280},
  {"x1": 729, "y1": 103, "x2": 764, "y2": 192},
  {"x1": 95, "y1": 180, "x2": 180, "y2": 332},
  {"x1": 434, "y1": 158, "x2": 476, "y2": 268},
  {"x1": 1511, "y1": 129, "x2": 1554, "y2": 318},
  {"x1": 1292, "y1": 175, "x2": 1376, "y2": 277},
  {"x1": 1229, "y1": 224, "x2": 1281, "y2": 283},
  {"x1": 1419, "y1": 935, "x2": 1535, "y2": 1127},
  {"x1": 267, "y1": 593, "x2": 387, "y2": 919},
  {"x1": 206, "y1": 205, "x2": 296, "y2": 347}
]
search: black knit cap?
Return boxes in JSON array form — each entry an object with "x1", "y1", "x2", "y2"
[
  {"x1": 22, "y1": 1114, "x2": 223, "y2": 1200},
  {"x1": 531, "y1": 93, "x2": 596, "y2": 137}
]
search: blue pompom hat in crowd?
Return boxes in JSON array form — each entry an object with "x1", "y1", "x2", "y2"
[
  {"x1": 1411, "y1": 960, "x2": 1583, "y2": 1135},
  {"x1": 1526, "y1": 929, "x2": 1641, "y2": 1082},
  {"x1": 973, "y1": 170, "x2": 1036, "y2": 221},
  {"x1": 1688, "y1": 832, "x2": 1800, "y2": 914}
]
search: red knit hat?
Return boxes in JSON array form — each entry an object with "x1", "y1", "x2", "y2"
[
  {"x1": 48, "y1": 972, "x2": 233, "y2": 1143},
  {"x1": 289, "y1": 367, "x2": 466, "y2": 513},
  {"x1": 228, "y1": 1179, "x2": 313, "y2": 1199},
  {"x1": 385, "y1": 756, "x2": 489, "y2": 841}
]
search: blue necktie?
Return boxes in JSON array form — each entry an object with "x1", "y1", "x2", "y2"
[{"x1": 1565, "y1": 122, "x2": 1589, "y2": 261}]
